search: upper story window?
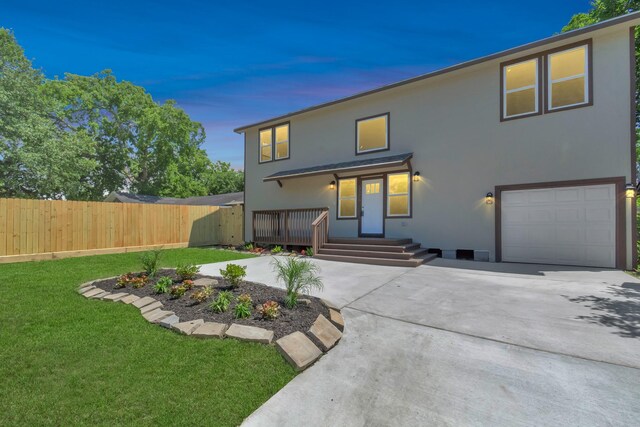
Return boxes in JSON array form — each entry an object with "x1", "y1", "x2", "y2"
[
  {"x1": 503, "y1": 58, "x2": 539, "y2": 119},
  {"x1": 259, "y1": 123, "x2": 289, "y2": 163},
  {"x1": 547, "y1": 45, "x2": 589, "y2": 111},
  {"x1": 356, "y1": 113, "x2": 389, "y2": 154}
]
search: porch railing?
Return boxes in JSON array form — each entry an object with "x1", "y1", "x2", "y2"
[
  {"x1": 253, "y1": 208, "x2": 328, "y2": 247},
  {"x1": 311, "y1": 210, "x2": 329, "y2": 256}
]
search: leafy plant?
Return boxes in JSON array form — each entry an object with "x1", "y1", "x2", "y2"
[
  {"x1": 182, "y1": 279, "x2": 194, "y2": 290},
  {"x1": 115, "y1": 273, "x2": 132, "y2": 289},
  {"x1": 220, "y1": 264, "x2": 247, "y2": 288},
  {"x1": 272, "y1": 257, "x2": 323, "y2": 309},
  {"x1": 305, "y1": 247, "x2": 314, "y2": 257},
  {"x1": 210, "y1": 290, "x2": 233, "y2": 313},
  {"x1": 190, "y1": 286, "x2": 213, "y2": 303},
  {"x1": 257, "y1": 300, "x2": 280, "y2": 320},
  {"x1": 131, "y1": 275, "x2": 148, "y2": 288},
  {"x1": 176, "y1": 263, "x2": 200, "y2": 281},
  {"x1": 169, "y1": 284, "x2": 187, "y2": 298},
  {"x1": 154, "y1": 277, "x2": 173, "y2": 294},
  {"x1": 234, "y1": 293, "x2": 253, "y2": 319},
  {"x1": 244, "y1": 242, "x2": 254, "y2": 251},
  {"x1": 140, "y1": 250, "x2": 162, "y2": 278},
  {"x1": 271, "y1": 245, "x2": 283, "y2": 254}
]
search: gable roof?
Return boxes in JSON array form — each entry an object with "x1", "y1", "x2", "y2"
[
  {"x1": 104, "y1": 191, "x2": 244, "y2": 206},
  {"x1": 234, "y1": 11, "x2": 640, "y2": 134}
]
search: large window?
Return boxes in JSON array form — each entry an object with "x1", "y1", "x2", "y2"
[
  {"x1": 387, "y1": 172, "x2": 410, "y2": 217},
  {"x1": 356, "y1": 114, "x2": 389, "y2": 154},
  {"x1": 503, "y1": 58, "x2": 539, "y2": 119},
  {"x1": 547, "y1": 45, "x2": 589, "y2": 110},
  {"x1": 338, "y1": 178, "x2": 357, "y2": 218},
  {"x1": 259, "y1": 123, "x2": 289, "y2": 163}
]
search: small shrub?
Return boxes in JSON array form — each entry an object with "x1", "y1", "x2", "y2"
[
  {"x1": 176, "y1": 263, "x2": 200, "y2": 281},
  {"x1": 182, "y1": 279, "x2": 194, "y2": 290},
  {"x1": 234, "y1": 293, "x2": 253, "y2": 319},
  {"x1": 272, "y1": 257, "x2": 323, "y2": 309},
  {"x1": 257, "y1": 300, "x2": 280, "y2": 320},
  {"x1": 140, "y1": 250, "x2": 162, "y2": 278},
  {"x1": 190, "y1": 286, "x2": 213, "y2": 303},
  {"x1": 305, "y1": 247, "x2": 314, "y2": 257},
  {"x1": 115, "y1": 273, "x2": 132, "y2": 289},
  {"x1": 131, "y1": 275, "x2": 148, "y2": 288},
  {"x1": 169, "y1": 284, "x2": 187, "y2": 298},
  {"x1": 210, "y1": 290, "x2": 233, "y2": 313},
  {"x1": 154, "y1": 277, "x2": 173, "y2": 294},
  {"x1": 271, "y1": 245, "x2": 283, "y2": 254},
  {"x1": 220, "y1": 264, "x2": 247, "y2": 288},
  {"x1": 244, "y1": 242, "x2": 254, "y2": 251}
]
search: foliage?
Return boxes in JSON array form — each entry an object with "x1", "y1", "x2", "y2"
[
  {"x1": 305, "y1": 247, "x2": 314, "y2": 257},
  {"x1": 154, "y1": 277, "x2": 173, "y2": 294},
  {"x1": 234, "y1": 293, "x2": 253, "y2": 319},
  {"x1": 169, "y1": 284, "x2": 187, "y2": 298},
  {"x1": 190, "y1": 286, "x2": 213, "y2": 303},
  {"x1": 244, "y1": 243, "x2": 254, "y2": 251},
  {"x1": 140, "y1": 250, "x2": 162, "y2": 278},
  {"x1": 176, "y1": 263, "x2": 200, "y2": 281},
  {"x1": 220, "y1": 263, "x2": 247, "y2": 288},
  {"x1": 257, "y1": 300, "x2": 280, "y2": 320},
  {"x1": 182, "y1": 279, "x2": 194, "y2": 290},
  {"x1": 271, "y1": 245, "x2": 283, "y2": 254},
  {"x1": 115, "y1": 273, "x2": 147, "y2": 289},
  {"x1": 210, "y1": 290, "x2": 233, "y2": 313},
  {"x1": 203, "y1": 161, "x2": 244, "y2": 195},
  {"x1": 272, "y1": 258, "x2": 323, "y2": 309}
]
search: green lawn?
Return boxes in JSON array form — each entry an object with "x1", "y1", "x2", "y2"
[{"x1": 0, "y1": 248, "x2": 296, "y2": 426}]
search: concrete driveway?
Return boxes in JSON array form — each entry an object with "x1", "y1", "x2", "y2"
[{"x1": 200, "y1": 256, "x2": 640, "y2": 426}]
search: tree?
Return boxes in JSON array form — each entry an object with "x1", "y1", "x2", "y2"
[{"x1": 202, "y1": 161, "x2": 244, "y2": 195}]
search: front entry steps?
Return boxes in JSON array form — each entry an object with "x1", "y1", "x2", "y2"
[{"x1": 315, "y1": 238, "x2": 436, "y2": 267}]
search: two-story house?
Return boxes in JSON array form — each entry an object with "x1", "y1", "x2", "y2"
[{"x1": 234, "y1": 12, "x2": 639, "y2": 269}]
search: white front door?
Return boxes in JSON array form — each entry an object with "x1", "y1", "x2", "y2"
[{"x1": 361, "y1": 178, "x2": 384, "y2": 235}]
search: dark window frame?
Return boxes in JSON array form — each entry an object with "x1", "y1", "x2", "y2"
[
  {"x1": 355, "y1": 113, "x2": 390, "y2": 155},
  {"x1": 257, "y1": 121, "x2": 290, "y2": 164}
]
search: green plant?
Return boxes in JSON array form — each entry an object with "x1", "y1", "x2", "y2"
[
  {"x1": 210, "y1": 290, "x2": 233, "y2": 313},
  {"x1": 244, "y1": 242, "x2": 254, "y2": 251},
  {"x1": 169, "y1": 284, "x2": 186, "y2": 298},
  {"x1": 190, "y1": 286, "x2": 213, "y2": 303},
  {"x1": 182, "y1": 279, "x2": 194, "y2": 290},
  {"x1": 115, "y1": 273, "x2": 132, "y2": 289},
  {"x1": 305, "y1": 247, "x2": 314, "y2": 257},
  {"x1": 154, "y1": 277, "x2": 173, "y2": 294},
  {"x1": 272, "y1": 257, "x2": 323, "y2": 309},
  {"x1": 140, "y1": 249, "x2": 162, "y2": 278},
  {"x1": 257, "y1": 300, "x2": 280, "y2": 320},
  {"x1": 220, "y1": 264, "x2": 247, "y2": 288},
  {"x1": 271, "y1": 245, "x2": 283, "y2": 254},
  {"x1": 234, "y1": 293, "x2": 253, "y2": 319},
  {"x1": 176, "y1": 263, "x2": 200, "y2": 281}
]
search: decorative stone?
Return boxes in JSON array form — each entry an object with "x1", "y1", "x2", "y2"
[
  {"x1": 298, "y1": 298, "x2": 312, "y2": 306},
  {"x1": 78, "y1": 285, "x2": 95, "y2": 294},
  {"x1": 82, "y1": 288, "x2": 104, "y2": 298},
  {"x1": 193, "y1": 278, "x2": 218, "y2": 288},
  {"x1": 103, "y1": 292, "x2": 128, "y2": 302},
  {"x1": 119, "y1": 294, "x2": 140, "y2": 304},
  {"x1": 276, "y1": 332, "x2": 322, "y2": 372},
  {"x1": 225, "y1": 324, "x2": 274, "y2": 344},
  {"x1": 132, "y1": 296, "x2": 157, "y2": 309},
  {"x1": 309, "y1": 314, "x2": 342, "y2": 351},
  {"x1": 172, "y1": 319, "x2": 204, "y2": 335},
  {"x1": 329, "y1": 309, "x2": 344, "y2": 332},
  {"x1": 320, "y1": 298, "x2": 340, "y2": 311},
  {"x1": 99, "y1": 292, "x2": 115, "y2": 300},
  {"x1": 159, "y1": 314, "x2": 180, "y2": 329},
  {"x1": 90, "y1": 291, "x2": 110, "y2": 299},
  {"x1": 143, "y1": 309, "x2": 174, "y2": 323},
  {"x1": 140, "y1": 301, "x2": 163, "y2": 314},
  {"x1": 192, "y1": 322, "x2": 227, "y2": 338}
]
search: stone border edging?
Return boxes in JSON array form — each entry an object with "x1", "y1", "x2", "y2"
[{"x1": 77, "y1": 279, "x2": 344, "y2": 372}]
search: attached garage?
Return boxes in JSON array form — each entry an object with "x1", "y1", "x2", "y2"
[{"x1": 496, "y1": 179, "x2": 625, "y2": 268}]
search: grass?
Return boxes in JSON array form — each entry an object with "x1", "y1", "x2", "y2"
[{"x1": 0, "y1": 248, "x2": 296, "y2": 426}]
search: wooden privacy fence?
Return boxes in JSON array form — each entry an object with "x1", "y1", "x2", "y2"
[{"x1": 0, "y1": 198, "x2": 244, "y2": 263}]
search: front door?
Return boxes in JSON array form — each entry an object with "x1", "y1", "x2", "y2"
[{"x1": 361, "y1": 178, "x2": 384, "y2": 236}]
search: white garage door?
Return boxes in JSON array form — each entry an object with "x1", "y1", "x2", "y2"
[{"x1": 501, "y1": 184, "x2": 616, "y2": 268}]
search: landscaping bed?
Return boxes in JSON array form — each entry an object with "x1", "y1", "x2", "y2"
[{"x1": 94, "y1": 269, "x2": 329, "y2": 340}]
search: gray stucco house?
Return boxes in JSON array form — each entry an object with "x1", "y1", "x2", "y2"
[{"x1": 234, "y1": 13, "x2": 640, "y2": 269}]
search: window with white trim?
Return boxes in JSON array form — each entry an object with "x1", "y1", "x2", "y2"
[
  {"x1": 338, "y1": 178, "x2": 357, "y2": 218},
  {"x1": 387, "y1": 172, "x2": 410, "y2": 217},
  {"x1": 503, "y1": 58, "x2": 539, "y2": 119},
  {"x1": 547, "y1": 45, "x2": 588, "y2": 110}
]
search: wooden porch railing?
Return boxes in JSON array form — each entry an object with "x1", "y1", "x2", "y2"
[
  {"x1": 311, "y1": 210, "x2": 329, "y2": 256},
  {"x1": 253, "y1": 208, "x2": 328, "y2": 247}
]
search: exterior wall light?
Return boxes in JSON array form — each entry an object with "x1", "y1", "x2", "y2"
[
  {"x1": 626, "y1": 183, "x2": 636, "y2": 198},
  {"x1": 330, "y1": 181, "x2": 336, "y2": 190},
  {"x1": 486, "y1": 192, "x2": 494, "y2": 205},
  {"x1": 413, "y1": 171, "x2": 420, "y2": 182}
]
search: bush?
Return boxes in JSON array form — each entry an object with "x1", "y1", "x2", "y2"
[
  {"x1": 257, "y1": 300, "x2": 280, "y2": 320},
  {"x1": 176, "y1": 263, "x2": 199, "y2": 281},
  {"x1": 244, "y1": 242, "x2": 254, "y2": 251},
  {"x1": 169, "y1": 284, "x2": 187, "y2": 298},
  {"x1": 305, "y1": 247, "x2": 314, "y2": 257},
  {"x1": 182, "y1": 279, "x2": 194, "y2": 290},
  {"x1": 220, "y1": 264, "x2": 247, "y2": 288},
  {"x1": 210, "y1": 291, "x2": 233, "y2": 313},
  {"x1": 190, "y1": 286, "x2": 213, "y2": 303},
  {"x1": 115, "y1": 273, "x2": 148, "y2": 289},
  {"x1": 271, "y1": 245, "x2": 283, "y2": 254},
  {"x1": 272, "y1": 257, "x2": 323, "y2": 309},
  {"x1": 154, "y1": 277, "x2": 173, "y2": 294},
  {"x1": 140, "y1": 250, "x2": 162, "y2": 278},
  {"x1": 234, "y1": 293, "x2": 252, "y2": 319}
]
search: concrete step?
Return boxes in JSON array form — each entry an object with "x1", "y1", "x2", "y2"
[
  {"x1": 314, "y1": 253, "x2": 436, "y2": 267},
  {"x1": 322, "y1": 242, "x2": 421, "y2": 253},
  {"x1": 327, "y1": 237, "x2": 413, "y2": 246},
  {"x1": 318, "y1": 247, "x2": 429, "y2": 260}
]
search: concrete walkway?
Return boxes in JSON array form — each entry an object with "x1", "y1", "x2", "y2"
[{"x1": 200, "y1": 256, "x2": 640, "y2": 426}]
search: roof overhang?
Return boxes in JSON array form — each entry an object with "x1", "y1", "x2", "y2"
[{"x1": 263, "y1": 153, "x2": 413, "y2": 183}]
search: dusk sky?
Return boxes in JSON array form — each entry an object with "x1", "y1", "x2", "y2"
[{"x1": 3, "y1": 0, "x2": 590, "y2": 169}]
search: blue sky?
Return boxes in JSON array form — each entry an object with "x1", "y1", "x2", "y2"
[{"x1": 3, "y1": 0, "x2": 590, "y2": 169}]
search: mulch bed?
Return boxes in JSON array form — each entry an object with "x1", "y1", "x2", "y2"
[{"x1": 95, "y1": 269, "x2": 329, "y2": 340}]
